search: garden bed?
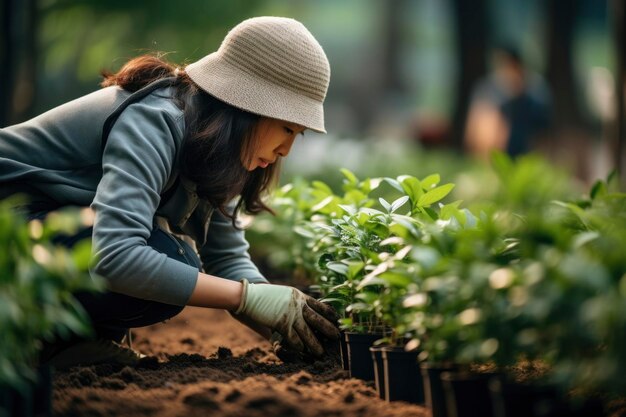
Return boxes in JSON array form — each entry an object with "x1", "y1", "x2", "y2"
[{"x1": 52, "y1": 307, "x2": 428, "y2": 417}]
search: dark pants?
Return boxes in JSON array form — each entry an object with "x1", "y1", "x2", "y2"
[{"x1": 31, "y1": 209, "x2": 202, "y2": 342}]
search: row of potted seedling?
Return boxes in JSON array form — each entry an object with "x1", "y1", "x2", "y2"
[{"x1": 266, "y1": 154, "x2": 626, "y2": 417}]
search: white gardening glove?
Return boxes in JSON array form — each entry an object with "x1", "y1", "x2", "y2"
[{"x1": 235, "y1": 280, "x2": 339, "y2": 356}]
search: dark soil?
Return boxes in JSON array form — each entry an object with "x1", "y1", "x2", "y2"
[
  {"x1": 53, "y1": 307, "x2": 428, "y2": 417},
  {"x1": 52, "y1": 307, "x2": 626, "y2": 417}
]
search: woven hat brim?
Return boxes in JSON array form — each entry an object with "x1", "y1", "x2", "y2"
[{"x1": 186, "y1": 53, "x2": 326, "y2": 134}]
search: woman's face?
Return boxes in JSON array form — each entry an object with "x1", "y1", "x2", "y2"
[{"x1": 244, "y1": 118, "x2": 305, "y2": 171}]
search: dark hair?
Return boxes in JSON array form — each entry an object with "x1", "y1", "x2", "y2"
[
  {"x1": 101, "y1": 55, "x2": 278, "y2": 225},
  {"x1": 494, "y1": 43, "x2": 523, "y2": 67}
]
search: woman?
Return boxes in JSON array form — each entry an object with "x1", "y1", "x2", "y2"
[{"x1": 0, "y1": 16, "x2": 339, "y2": 368}]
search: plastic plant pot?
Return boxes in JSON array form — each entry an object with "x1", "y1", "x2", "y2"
[
  {"x1": 440, "y1": 371, "x2": 500, "y2": 417},
  {"x1": 345, "y1": 331, "x2": 384, "y2": 381},
  {"x1": 369, "y1": 345, "x2": 386, "y2": 399},
  {"x1": 488, "y1": 378, "x2": 605, "y2": 417},
  {"x1": 421, "y1": 362, "x2": 460, "y2": 417},
  {"x1": 339, "y1": 330, "x2": 349, "y2": 371},
  {"x1": 381, "y1": 346, "x2": 424, "y2": 404}
]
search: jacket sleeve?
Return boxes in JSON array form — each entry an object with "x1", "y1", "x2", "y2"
[
  {"x1": 199, "y1": 206, "x2": 268, "y2": 284},
  {"x1": 90, "y1": 98, "x2": 199, "y2": 306}
]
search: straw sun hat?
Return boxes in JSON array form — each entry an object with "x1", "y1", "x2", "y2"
[{"x1": 186, "y1": 16, "x2": 330, "y2": 133}]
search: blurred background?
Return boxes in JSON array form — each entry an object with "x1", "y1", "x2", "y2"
[{"x1": 2, "y1": 0, "x2": 624, "y2": 187}]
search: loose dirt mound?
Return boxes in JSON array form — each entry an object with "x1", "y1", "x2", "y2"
[{"x1": 53, "y1": 307, "x2": 428, "y2": 417}]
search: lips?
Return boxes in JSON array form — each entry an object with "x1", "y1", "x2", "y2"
[{"x1": 258, "y1": 158, "x2": 273, "y2": 169}]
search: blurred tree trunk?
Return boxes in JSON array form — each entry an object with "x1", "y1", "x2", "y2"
[
  {"x1": 544, "y1": 0, "x2": 597, "y2": 181},
  {"x1": 612, "y1": 0, "x2": 625, "y2": 181},
  {"x1": 0, "y1": 0, "x2": 15, "y2": 126},
  {"x1": 349, "y1": 0, "x2": 407, "y2": 135},
  {"x1": 381, "y1": 0, "x2": 405, "y2": 93},
  {"x1": 545, "y1": 0, "x2": 583, "y2": 130},
  {"x1": 0, "y1": 0, "x2": 38, "y2": 127},
  {"x1": 449, "y1": 0, "x2": 488, "y2": 150}
]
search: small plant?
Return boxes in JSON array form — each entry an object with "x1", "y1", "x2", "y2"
[
  {"x1": 0, "y1": 200, "x2": 102, "y2": 392},
  {"x1": 529, "y1": 172, "x2": 626, "y2": 394}
]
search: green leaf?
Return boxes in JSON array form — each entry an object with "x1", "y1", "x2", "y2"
[
  {"x1": 361, "y1": 207, "x2": 386, "y2": 217},
  {"x1": 293, "y1": 226, "x2": 315, "y2": 238},
  {"x1": 366, "y1": 222, "x2": 391, "y2": 239},
  {"x1": 321, "y1": 297, "x2": 348, "y2": 304},
  {"x1": 379, "y1": 198, "x2": 391, "y2": 212},
  {"x1": 552, "y1": 201, "x2": 589, "y2": 227},
  {"x1": 356, "y1": 211, "x2": 372, "y2": 226},
  {"x1": 490, "y1": 152, "x2": 513, "y2": 178},
  {"x1": 326, "y1": 261, "x2": 349, "y2": 276},
  {"x1": 462, "y1": 209, "x2": 477, "y2": 228},
  {"x1": 389, "y1": 222, "x2": 411, "y2": 238},
  {"x1": 390, "y1": 196, "x2": 409, "y2": 213},
  {"x1": 439, "y1": 200, "x2": 462, "y2": 220},
  {"x1": 312, "y1": 181, "x2": 333, "y2": 195},
  {"x1": 362, "y1": 177, "x2": 383, "y2": 193},
  {"x1": 312, "y1": 223, "x2": 335, "y2": 233},
  {"x1": 423, "y1": 207, "x2": 439, "y2": 220},
  {"x1": 384, "y1": 177, "x2": 405, "y2": 193},
  {"x1": 417, "y1": 184, "x2": 455, "y2": 207},
  {"x1": 347, "y1": 261, "x2": 365, "y2": 280},
  {"x1": 590, "y1": 180, "x2": 607, "y2": 200},
  {"x1": 356, "y1": 291, "x2": 382, "y2": 303},
  {"x1": 71, "y1": 240, "x2": 93, "y2": 271},
  {"x1": 311, "y1": 196, "x2": 334, "y2": 212},
  {"x1": 391, "y1": 214, "x2": 420, "y2": 236},
  {"x1": 344, "y1": 190, "x2": 368, "y2": 205},
  {"x1": 398, "y1": 176, "x2": 423, "y2": 203},
  {"x1": 421, "y1": 174, "x2": 440, "y2": 189},
  {"x1": 606, "y1": 169, "x2": 618, "y2": 189},
  {"x1": 378, "y1": 271, "x2": 413, "y2": 287},
  {"x1": 339, "y1": 317, "x2": 353, "y2": 329},
  {"x1": 358, "y1": 276, "x2": 386, "y2": 288},
  {"x1": 338, "y1": 204, "x2": 357, "y2": 216},
  {"x1": 572, "y1": 231, "x2": 599, "y2": 248},
  {"x1": 346, "y1": 302, "x2": 372, "y2": 313},
  {"x1": 340, "y1": 168, "x2": 358, "y2": 185},
  {"x1": 329, "y1": 282, "x2": 351, "y2": 292}
]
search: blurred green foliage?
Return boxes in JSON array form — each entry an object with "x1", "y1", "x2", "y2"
[
  {"x1": 41, "y1": 0, "x2": 265, "y2": 78},
  {"x1": 36, "y1": 0, "x2": 286, "y2": 111},
  {"x1": 0, "y1": 200, "x2": 103, "y2": 392}
]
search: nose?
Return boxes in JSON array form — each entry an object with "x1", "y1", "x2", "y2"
[{"x1": 275, "y1": 136, "x2": 296, "y2": 157}]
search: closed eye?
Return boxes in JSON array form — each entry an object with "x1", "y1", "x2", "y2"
[{"x1": 284, "y1": 126, "x2": 295, "y2": 135}]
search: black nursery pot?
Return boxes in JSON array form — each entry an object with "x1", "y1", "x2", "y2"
[
  {"x1": 369, "y1": 346, "x2": 386, "y2": 399},
  {"x1": 489, "y1": 378, "x2": 552, "y2": 417},
  {"x1": 382, "y1": 347, "x2": 424, "y2": 404},
  {"x1": 345, "y1": 332, "x2": 383, "y2": 381},
  {"x1": 488, "y1": 378, "x2": 605, "y2": 417},
  {"x1": 0, "y1": 365, "x2": 52, "y2": 417},
  {"x1": 441, "y1": 371, "x2": 500, "y2": 417},
  {"x1": 421, "y1": 362, "x2": 460, "y2": 417},
  {"x1": 339, "y1": 330, "x2": 349, "y2": 371}
]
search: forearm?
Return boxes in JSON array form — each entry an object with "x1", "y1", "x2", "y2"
[
  {"x1": 188, "y1": 272, "x2": 272, "y2": 339},
  {"x1": 187, "y1": 271, "x2": 243, "y2": 311}
]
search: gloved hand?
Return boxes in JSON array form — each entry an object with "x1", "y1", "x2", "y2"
[
  {"x1": 270, "y1": 332, "x2": 302, "y2": 363},
  {"x1": 235, "y1": 280, "x2": 339, "y2": 356}
]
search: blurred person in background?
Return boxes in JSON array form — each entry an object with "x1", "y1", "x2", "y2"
[
  {"x1": 0, "y1": 16, "x2": 339, "y2": 368},
  {"x1": 465, "y1": 45, "x2": 551, "y2": 159}
]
